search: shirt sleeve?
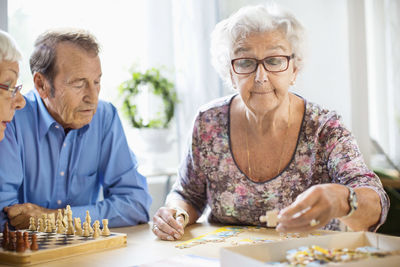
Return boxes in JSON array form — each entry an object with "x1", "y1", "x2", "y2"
[
  {"x1": 320, "y1": 114, "x2": 389, "y2": 232},
  {"x1": 167, "y1": 112, "x2": 208, "y2": 216},
  {"x1": 0, "y1": 121, "x2": 24, "y2": 231},
  {"x1": 70, "y1": 105, "x2": 152, "y2": 227}
]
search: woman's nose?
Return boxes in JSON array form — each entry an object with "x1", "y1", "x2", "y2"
[
  {"x1": 255, "y1": 63, "x2": 269, "y2": 83},
  {"x1": 13, "y1": 91, "x2": 26, "y2": 110}
]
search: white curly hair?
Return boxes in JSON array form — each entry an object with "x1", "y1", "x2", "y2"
[
  {"x1": 0, "y1": 30, "x2": 22, "y2": 63},
  {"x1": 210, "y1": 2, "x2": 306, "y2": 88}
]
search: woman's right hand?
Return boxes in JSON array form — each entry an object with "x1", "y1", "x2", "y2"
[{"x1": 152, "y1": 206, "x2": 186, "y2": 241}]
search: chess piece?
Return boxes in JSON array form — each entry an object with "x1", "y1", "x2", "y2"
[
  {"x1": 16, "y1": 231, "x2": 26, "y2": 252},
  {"x1": 92, "y1": 220, "x2": 101, "y2": 239},
  {"x1": 37, "y1": 218, "x2": 45, "y2": 232},
  {"x1": 8, "y1": 231, "x2": 16, "y2": 251},
  {"x1": 74, "y1": 218, "x2": 82, "y2": 236},
  {"x1": 41, "y1": 213, "x2": 48, "y2": 224},
  {"x1": 2, "y1": 232, "x2": 8, "y2": 249},
  {"x1": 29, "y1": 217, "x2": 37, "y2": 231},
  {"x1": 63, "y1": 205, "x2": 71, "y2": 227},
  {"x1": 45, "y1": 218, "x2": 53, "y2": 233},
  {"x1": 85, "y1": 210, "x2": 93, "y2": 234},
  {"x1": 30, "y1": 234, "x2": 39, "y2": 251},
  {"x1": 2, "y1": 222, "x2": 9, "y2": 249},
  {"x1": 56, "y1": 219, "x2": 65, "y2": 234},
  {"x1": 82, "y1": 222, "x2": 90, "y2": 237},
  {"x1": 101, "y1": 219, "x2": 110, "y2": 236},
  {"x1": 23, "y1": 232, "x2": 30, "y2": 249},
  {"x1": 48, "y1": 213, "x2": 56, "y2": 231},
  {"x1": 66, "y1": 217, "x2": 75, "y2": 235},
  {"x1": 57, "y1": 209, "x2": 64, "y2": 227}
]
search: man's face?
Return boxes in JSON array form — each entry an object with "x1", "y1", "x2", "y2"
[{"x1": 40, "y1": 42, "x2": 102, "y2": 129}]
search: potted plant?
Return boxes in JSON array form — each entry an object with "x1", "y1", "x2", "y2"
[{"x1": 119, "y1": 67, "x2": 178, "y2": 154}]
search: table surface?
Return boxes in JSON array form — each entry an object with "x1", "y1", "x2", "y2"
[{"x1": 0, "y1": 223, "x2": 331, "y2": 267}]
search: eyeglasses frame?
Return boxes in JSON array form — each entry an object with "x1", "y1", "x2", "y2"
[
  {"x1": 231, "y1": 53, "x2": 295, "y2": 75},
  {"x1": 0, "y1": 83, "x2": 23, "y2": 97}
]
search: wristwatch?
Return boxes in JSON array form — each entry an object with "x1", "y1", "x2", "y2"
[
  {"x1": 341, "y1": 186, "x2": 358, "y2": 219},
  {"x1": 173, "y1": 207, "x2": 189, "y2": 227}
]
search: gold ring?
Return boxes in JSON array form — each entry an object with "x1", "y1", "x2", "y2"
[{"x1": 310, "y1": 219, "x2": 320, "y2": 227}]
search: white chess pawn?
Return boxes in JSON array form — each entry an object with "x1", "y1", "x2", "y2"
[
  {"x1": 45, "y1": 218, "x2": 52, "y2": 233},
  {"x1": 29, "y1": 217, "x2": 37, "y2": 231},
  {"x1": 37, "y1": 218, "x2": 45, "y2": 232},
  {"x1": 101, "y1": 219, "x2": 110, "y2": 236},
  {"x1": 82, "y1": 222, "x2": 90, "y2": 237}
]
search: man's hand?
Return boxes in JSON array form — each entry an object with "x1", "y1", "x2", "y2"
[{"x1": 3, "y1": 203, "x2": 58, "y2": 230}]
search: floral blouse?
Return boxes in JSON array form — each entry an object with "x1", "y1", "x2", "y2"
[{"x1": 168, "y1": 94, "x2": 389, "y2": 231}]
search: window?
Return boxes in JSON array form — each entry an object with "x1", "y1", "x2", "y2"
[
  {"x1": 366, "y1": 0, "x2": 400, "y2": 169},
  {"x1": 8, "y1": 0, "x2": 148, "y2": 104}
]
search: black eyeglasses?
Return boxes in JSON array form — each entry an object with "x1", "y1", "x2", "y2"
[
  {"x1": 0, "y1": 83, "x2": 23, "y2": 97},
  {"x1": 231, "y1": 54, "x2": 295, "y2": 74}
]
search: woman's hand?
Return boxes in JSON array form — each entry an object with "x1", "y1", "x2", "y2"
[
  {"x1": 276, "y1": 184, "x2": 349, "y2": 233},
  {"x1": 152, "y1": 206, "x2": 186, "y2": 241}
]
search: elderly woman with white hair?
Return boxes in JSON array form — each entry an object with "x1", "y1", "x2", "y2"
[
  {"x1": 152, "y1": 4, "x2": 389, "y2": 240},
  {"x1": 0, "y1": 30, "x2": 26, "y2": 141}
]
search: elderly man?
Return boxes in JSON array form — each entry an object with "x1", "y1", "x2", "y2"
[{"x1": 0, "y1": 29, "x2": 151, "y2": 230}]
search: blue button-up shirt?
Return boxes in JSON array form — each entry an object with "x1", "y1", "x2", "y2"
[{"x1": 0, "y1": 90, "x2": 151, "y2": 229}]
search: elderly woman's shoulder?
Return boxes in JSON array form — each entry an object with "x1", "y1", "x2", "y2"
[
  {"x1": 305, "y1": 100, "x2": 343, "y2": 126},
  {"x1": 197, "y1": 94, "x2": 235, "y2": 115}
]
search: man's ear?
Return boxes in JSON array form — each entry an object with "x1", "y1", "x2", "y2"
[{"x1": 33, "y1": 72, "x2": 50, "y2": 99}]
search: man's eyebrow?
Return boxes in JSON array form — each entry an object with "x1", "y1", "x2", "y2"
[{"x1": 67, "y1": 78, "x2": 86, "y2": 84}]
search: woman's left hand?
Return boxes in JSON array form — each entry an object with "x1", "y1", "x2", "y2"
[{"x1": 276, "y1": 184, "x2": 349, "y2": 233}]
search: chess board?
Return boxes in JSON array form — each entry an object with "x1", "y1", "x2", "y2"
[{"x1": 0, "y1": 231, "x2": 126, "y2": 265}]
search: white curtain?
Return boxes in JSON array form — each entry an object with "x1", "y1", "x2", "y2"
[
  {"x1": 385, "y1": 0, "x2": 400, "y2": 165},
  {"x1": 171, "y1": 0, "x2": 222, "y2": 158}
]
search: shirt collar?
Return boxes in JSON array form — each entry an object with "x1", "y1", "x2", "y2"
[{"x1": 36, "y1": 90, "x2": 59, "y2": 140}]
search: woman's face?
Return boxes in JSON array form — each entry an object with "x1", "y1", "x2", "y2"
[
  {"x1": 0, "y1": 60, "x2": 26, "y2": 141},
  {"x1": 230, "y1": 30, "x2": 298, "y2": 116}
]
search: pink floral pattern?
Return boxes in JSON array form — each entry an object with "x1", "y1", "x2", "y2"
[{"x1": 169, "y1": 94, "x2": 389, "y2": 231}]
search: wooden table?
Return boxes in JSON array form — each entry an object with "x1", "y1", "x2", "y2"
[{"x1": 0, "y1": 223, "x2": 329, "y2": 267}]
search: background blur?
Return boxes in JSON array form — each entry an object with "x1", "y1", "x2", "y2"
[{"x1": 1, "y1": 0, "x2": 399, "y2": 219}]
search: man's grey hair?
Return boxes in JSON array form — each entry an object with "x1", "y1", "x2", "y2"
[
  {"x1": 0, "y1": 30, "x2": 22, "y2": 63},
  {"x1": 210, "y1": 3, "x2": 306, "y2": 88},
  {"x1": 30, "y1": 28, "x2": 100, "y2": 95}
]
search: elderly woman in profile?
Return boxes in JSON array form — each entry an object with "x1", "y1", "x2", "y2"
[
  {"x1": 152, "y1": 4, "x2": 389, "y2": 241},
  {"x1": 0, "y1": 30, "x2": 26, "y2": 141}
]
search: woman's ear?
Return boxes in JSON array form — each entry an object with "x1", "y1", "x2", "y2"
[
  {"x1": 33, "y1": 72, "x2": 50, "y2": 99},
  {"x1": 291, "y1": 66, "x2": 298, "y2": 85}
]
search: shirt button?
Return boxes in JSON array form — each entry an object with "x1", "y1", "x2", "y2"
[
  {"x1": 60, "y1": 171, "x2": 65, "y2": 176},
  {"x1": 55, "y1": 125, "x2": 60, "y2": 129},
  {"x1": 57, "y1": 200, "x2": 62, "y2": 205},
  {"x1": 63, "y1": 143, "x2": 66, "y2": 147}
]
